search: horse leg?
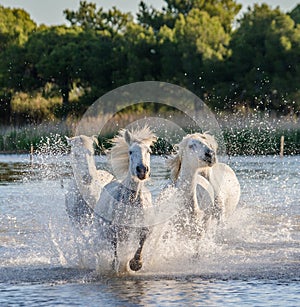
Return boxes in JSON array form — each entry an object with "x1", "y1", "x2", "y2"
[
  {"x1": 111, "y1": 226, "x2": 119, "y2": 272},
  {"x1": 129, "y1": 227, "x2": 149, "y2": 271}
]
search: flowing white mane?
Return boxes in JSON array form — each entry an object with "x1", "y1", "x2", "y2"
[
  {"x1": 109, "y1": 126, "x2": 157, "y2": 178},
  {"x1": 168, "y1": 132, "x2": 218, "y2": 182}
]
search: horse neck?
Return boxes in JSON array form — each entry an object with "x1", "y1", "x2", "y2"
[
  {"x1": 176, "y1": 155, "x2": 198, "y2": 187},
  {"x1": 72, "y1": 151, "x2": 96, "y2": 174},
  {"x1": 176, "y1": 157, "x2": 204, "y2": 216},
  {"x1": 122, "y1": 173, "x2": 145, "y2": 201},
  {"x1": 86, "y1": 153, "x2": 97, "y2": 175},
  {"x1": 198, "y1": 166, "x2": 211, "y2": 180}
]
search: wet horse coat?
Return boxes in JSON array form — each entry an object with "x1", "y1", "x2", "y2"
[
  {"x1": 65, "y1": 135, "x2": 113, "y2": 226},
  {"x1": 95, "y1": 127, "x2": 157, "y2": 272},
  {"x1": 168, "y1": 132, "x2": 240, "y2": 223}
]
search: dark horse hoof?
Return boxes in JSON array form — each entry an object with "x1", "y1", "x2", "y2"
[{"x1": 129, "y1": 258, "x2": 142, "y2": 271}]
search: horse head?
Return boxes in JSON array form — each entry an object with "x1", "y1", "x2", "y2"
[
  {"x1": 109, "y1": 126, "x2": 157, "y2": 181},
  {"x1": 125, "y1": 130, "x2": 152, "y2": 181},
  {"x1": 184, "y1": 133, "x2": 217, "y2": 168},
  {"x1": 168, "y1": 132, "x2": 218, "y2": 182}
]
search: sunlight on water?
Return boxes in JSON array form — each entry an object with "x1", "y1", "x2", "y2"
[
  {"x1": 0, "y1": 147, "x2": 299, "y2": 305},
  {"x1": 1, "y1": 150, "x2": 299, "y2": 278}
]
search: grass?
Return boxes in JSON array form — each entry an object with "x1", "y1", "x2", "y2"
[
  {"x1": 0, "y1": 112, "x2": 299, "y2": 156},
  {"x1": 223, "y1": 127, "x2": 300, "y2": 156},
  {"x1": 218, "y1": 111, "x2": 300, "y2": 156},
  {"x1": 0, "y1": 122, "x2": 71, "y2": 153}
]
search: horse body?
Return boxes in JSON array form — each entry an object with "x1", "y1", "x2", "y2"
[
  {"x1": 65, "y1": 135, "x2": 113, "y2": 226},
  {"x1": 199, "y1": 162, "x2": 240, "y2": 220},
  {"x1": 168, "y1": 132, "x2": 240, "y2": 225},
  {"x1": 167, "y1": 135, "x2": 215, "y2": 231},
  {"x1": 174, "y1": 152, "x2": 214, "y2": 220},
  {"x1": 95, "y1": 127, "x2": 157, "y2": 272}
]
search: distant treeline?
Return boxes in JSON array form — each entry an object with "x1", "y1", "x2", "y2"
[{"x1": 0, "y1": 1, "x2": 300, "y2": 125}]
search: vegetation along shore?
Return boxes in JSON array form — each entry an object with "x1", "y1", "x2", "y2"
[{"x1": 0, "y1": 1, "x2": 299, "y2": 155}]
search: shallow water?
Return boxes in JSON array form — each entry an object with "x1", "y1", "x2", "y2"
[{"x1": 0, "y1": 154, "x2": 299, "y2": 306}]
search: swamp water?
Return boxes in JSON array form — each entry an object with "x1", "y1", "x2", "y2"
[{"x1": 0, "y1": 154, "x2": 299, "y2": 306}]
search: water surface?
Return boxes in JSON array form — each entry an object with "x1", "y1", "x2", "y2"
[{"x1": 0, "y1": 154, "x2": 299, "y2": 306}]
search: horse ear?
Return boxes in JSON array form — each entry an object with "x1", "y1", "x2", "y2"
[
  {"x1": 92, "y1": 135, "x2": 99, "y2": 147},
  {"x1": 124, "y1": 130, "x2": 132, "y2": 145},
  {"x1": 65, "y1": 136, "x2": 72, "y2": 145}
]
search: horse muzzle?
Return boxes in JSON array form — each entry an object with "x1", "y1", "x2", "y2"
[
  {"x1": 136, "y1": 165, "x2": 149, "y2": 180},
  {"x1": 203, "y1": 150, "x2": 216, "y2": 166}
]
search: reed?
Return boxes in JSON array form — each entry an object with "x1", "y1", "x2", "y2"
[
  {"x1": 0, "y1": 113, "x2": 299, "y2": 156},
  {"x1": 223, "y1": 127, "x2": 300, "y2": 156},
  {"x1": 0, "y1": 122, "x2": 71, "y2": 153}
]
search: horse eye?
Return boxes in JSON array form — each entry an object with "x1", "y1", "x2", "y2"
[
  {"x1": 129, "y1": 150, "x2": 132, "y2": 155},
  {"x1": 189, "y1": 144, "x2": 195, "y2": 149}
]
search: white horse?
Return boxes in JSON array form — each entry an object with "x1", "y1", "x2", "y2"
[
  {"x1": 95, "y1": 126, "x2": 157, "y2": 272},
  {"x1": 167, "y1": 134, "x2": 215, "y2": 232},
  {"x1": 168, "y1": 132, "x2": 240, "y2": 223},
  {"x1": 65, "y1": 135, "x2": 113, "y2": 226}
]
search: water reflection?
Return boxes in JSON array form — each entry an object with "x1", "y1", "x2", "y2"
[
  {"x1": 0, "y1": 154, "x2": 71, "y2": 184},
  {"x1": 0, "y1": 162, "x2": 31, "y2": 183}
]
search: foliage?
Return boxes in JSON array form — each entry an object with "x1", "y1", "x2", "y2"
[
  {"x1": 223, "y1": 127, "x2": 300, "y2": 155},
  {"x1": 289, "y1": 4, "x2": 300, "y2": 24},
  {"x1": 0, "y1": 5, "x2": 36, "y2": 52},
  {"x1": 11, "y1": 91, "x2": 63, "y2": 124},
  {"x1": 0, "y1": 122, "x2": 71, "y2": 152},
  {"x1": 225, "y1": 4, "x2": 300, "y2": 113},
  {"x1": 0, "y1": 1, "x2": 300, "y2": 127},
  {"x1": 64, "y1": 1, "x2": 133, "y2": 36}
]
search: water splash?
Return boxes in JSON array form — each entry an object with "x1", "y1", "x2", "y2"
[{"x1": 1, "y1": 154, "x2": 299, "y2": 280}]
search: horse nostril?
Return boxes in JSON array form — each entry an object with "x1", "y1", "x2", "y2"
[
  {"x1": 205, "y1": 150, "x2": 215, "y2": 162},
  {"x1": 136, "y1": 165, "x2": 144, "y2": 172},
  {"x1": 205, "y1": 151, "x2": 212, "y2": 158},
  {"x1": 136, "y1": 165, "x2": 148, "y2": 174}
]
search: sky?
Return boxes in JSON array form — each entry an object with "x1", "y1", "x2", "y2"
[{"x1": 0, "y1": 0, "x2": 298, "y2": 26}]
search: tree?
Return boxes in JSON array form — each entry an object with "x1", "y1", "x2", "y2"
[
  {"x1": 171, "y1": 9, "x2": 230, "y2": 98},
  {"x1": 137, "y1": 0, "x2": 241, "y2": 33},
  {"x1": 24, "y1": 26, "x2": 84, "y2": 107},
  {"x1": 228, "y1": 4, "x2": 300, "y2": 113},
  {"x1": 64, "y1": 1, "x2": 133, "y2": 36},
  {"x1": 73, "y1": 31, "x2": 115, "y2": 104},
  {"x1": 0, "y1": 6, "x2": 36, "y2": 52},
  {"x1": 289, "y1": 4, "x2": 300, "y2": 24},
  {"x1": 0, "y1": 6, "x2": 36, "y2": 124},
  {"x1": 137, "y1": 1, "x2": 176, "y2": 31},
  {"x1": 115, "y1": 22, "x2": 158, "y2": 84}
]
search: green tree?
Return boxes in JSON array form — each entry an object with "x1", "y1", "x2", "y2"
[
  {"x1": 72, "y1": 31, "x2": 115, "y2": 105},
  {"x1": 114, "y1": 22, "x2": 158, "y2": 84},
  {"x1": 157, "y1": 25, "x2": 182, "y2": 83},
  {"x1": 228, "y1": 4, "x2": 300, "y2": 113},
  {"x1": 137, "y1": 1, "x2": 176, "y2": 31},
  {"x1": 170, "y1": 9, "x2": 230, "y2": 98},
  {"x1": 24, "y1": 26, "x2": 83, "y2": 107},
  {"x1": 0, "y1": 5, "x2": 36, "y2": 52},
  {"x1": 64, "y1": 1, "x2": 132, "y2": 36},
  {"x1": 0, "y1": 6, "x2": 36, "y2": 124},
  {"x1": 289, "y1": 4, "x2": 300, "y2": 24},
  {"x1": 137, "y1": 0, "x2": 241, "y2": 33}
]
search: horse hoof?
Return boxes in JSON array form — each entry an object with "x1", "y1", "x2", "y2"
[{"x1": 129, "y1": 259, "x2": 142, "y2": 271}]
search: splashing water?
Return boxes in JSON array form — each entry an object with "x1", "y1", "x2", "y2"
[{"x1": 0, "y1": 136, "x2": 299, "y2": 281}]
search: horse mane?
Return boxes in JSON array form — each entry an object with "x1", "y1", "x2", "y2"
[
  {"x1": 167, "y1": 132, "x2": 218, "y2": 182},
  {"x1": 109, "y1": 126, "x2": 157, "y2": 178},
  {"x1": 199, "y1": 131, "x2": 218, "y2": 152}
]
